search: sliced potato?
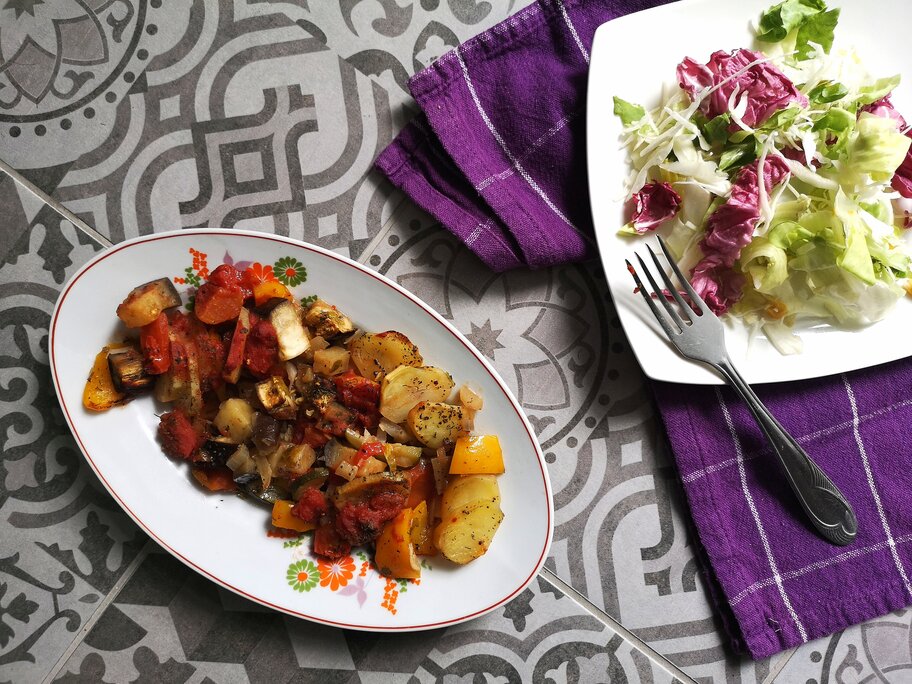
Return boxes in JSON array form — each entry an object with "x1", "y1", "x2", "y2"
[
  {"x1": 380, "y1": 366, "x2": 454, "y2": 424},
  {"x1": 440, "y1": 474, "x2": 500, "y2": 518},
  {"x1": 213, "y1": 398, "x2": 255, "y2": 443},
  {"x1": 433, "y1": 503, "x2": 503, "y2": 565},
  {"x1": 349, "y1": 331, "x2": 423, "y2": 382},
  {"x1": 407, "y1": 401, "x2": 465, "y2": 450},
  {"x1": 116, "y1": 278, "x2": 181, "y2": 328},
  {"x1": 313, "y1": 346, "x2": 350, "y2": 376},
  {"x1": 269, "y1": 300, "x2": 310, "y2": 361}
]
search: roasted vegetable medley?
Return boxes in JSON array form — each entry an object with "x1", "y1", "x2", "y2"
[{"x1": 84, "y1": 262, "x2": 505, "y2": 578}]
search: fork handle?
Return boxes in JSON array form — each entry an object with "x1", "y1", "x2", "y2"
[{"x1": 715, "y1": 358, "x2": 858, "y2": 546}]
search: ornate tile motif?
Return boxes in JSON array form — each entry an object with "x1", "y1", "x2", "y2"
[
  {"x1": 2, "y1": 1, "x2": 401, "y2": 257},
  {"x1": 53, "y1": 549, "x2": 678, "y2": 684},
  {"x1": 772, "y1": 610, "x2": 912, "y2": 683},
  {"x1": 0, "y1": 206, "x2": 147, "y2": 684}
]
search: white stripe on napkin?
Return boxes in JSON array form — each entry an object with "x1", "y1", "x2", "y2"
[
  {"x1": 455, "y1": 48, "x2": 597, "y2": 249},
  {"x1": 717, "y1": 387, "x2": 809, "y2": 642},
  {"x1": 556, "y1": 0, "x2": 590, "y2": 63},
  {"x1": 843, "y1": 374, "x2": 912, "y2": 599}
]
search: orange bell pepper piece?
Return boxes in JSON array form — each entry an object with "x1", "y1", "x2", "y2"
[{"x1": 449, "y1": 435, "x2": 505, "y2": 475}]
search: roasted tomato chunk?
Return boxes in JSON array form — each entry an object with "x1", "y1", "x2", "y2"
[
  {"x1": 291, "y1": 488, "x2": 329, "y2": 524},
  {"x1": 244, "y1": 318, "x2": 279, "y2": 378},
  {"x1": 158, "y1": 410, "x2": 203, "y2": 460},
  {"x1": 335, "y1": 490, "x2": 408, "y2": 546},
  {"x1": 314, "y1": 521, "x2": 351, "y2": 560}
]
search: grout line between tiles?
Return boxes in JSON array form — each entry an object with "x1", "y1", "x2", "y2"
[
  {"x1": 41, "y1": 539, "x2": 156, "y2": 684},
  {"x1": 0, "y1": 157, "x2": 113, "y2": 248},
  {"x1": 761, "y1": 647, "x2": 798, "y2": 684},
  {"x1": 539, "y1": 567, "x2": 697, "y2": 684}
]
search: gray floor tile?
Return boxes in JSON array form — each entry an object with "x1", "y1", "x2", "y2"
[
  {"x1": 771, "y1": 609, "x2": 912, "y2": 683},
  {"x1": 299, "y1": 0, "x2": 536, "y2": 115},
  {"x1": 53, "y1": 548, "x2": 674, "y2": 684},
  {"x1": 1, "y1": 1, "x2": 401, "y2": 258},
  {"x1": 0, "y1": 215, "x2": 147, "y2": 684}
]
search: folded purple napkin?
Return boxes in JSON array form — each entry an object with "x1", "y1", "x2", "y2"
[{"x1": 374, "y1": 0, "x2": 912, "y2": 659}]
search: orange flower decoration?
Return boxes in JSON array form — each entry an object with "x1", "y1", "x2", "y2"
[
  {"x1": 245, "y1": 262, "x2": 277, "y2": 285},
  {"x1": 317, "y1": 556, "x2": 355, "y2": 591}
]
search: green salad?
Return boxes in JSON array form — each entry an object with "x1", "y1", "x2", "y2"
[{"x1": 615, "y1": 0, "x2": 912, "y2": 353}]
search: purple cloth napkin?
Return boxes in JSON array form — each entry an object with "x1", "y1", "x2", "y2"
[{"x1": 374, "y1": 0, "x2": 912, "y2": 659}]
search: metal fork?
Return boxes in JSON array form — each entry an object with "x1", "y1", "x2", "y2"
[{"x1": 627, "y1": 238, "x2": 857, "y2": 546}]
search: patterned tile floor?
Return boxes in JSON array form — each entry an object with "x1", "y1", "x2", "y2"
[{"x1": 3, "y1": 1, "x2": 912, "y2": 683}]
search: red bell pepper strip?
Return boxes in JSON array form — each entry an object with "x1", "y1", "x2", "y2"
[{"x1": 139, "y1": 311, "x2": 171, "y2": 374}]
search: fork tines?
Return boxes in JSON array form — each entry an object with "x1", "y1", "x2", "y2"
[{"x1": 625, "y1": 237, "x2": 710, "y2": 337}]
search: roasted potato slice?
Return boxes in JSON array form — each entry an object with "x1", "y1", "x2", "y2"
[
  {"x1": 407, "y1": 401, "x2": 466, "y2": 449},
  {"x1": 433, "y1": 503, "x2": 503, "y2": 565},
  {"x1": 116, "y1": 278, "x2": 181, "y2": 328},
  {"x1": 379, "y1": 365, "x2": 454, "y2": 424},
  {"x1": 440, "y1": 474, "x2": 500, "y2": 517},
  {"x1": 213, "y1": 398, "x2": 255, "y2": 443},
  {"x1": 313, "y1": 346, "x2": 350, "y2": 376},
  {"x1": 348, "y1": 331, "x2": 423, "y2": 382}
]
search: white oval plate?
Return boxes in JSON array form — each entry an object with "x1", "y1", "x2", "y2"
[
  {"x1": 50, "y1": 229, "x2": 552, "y2": 630},
  {"x1": 588, "y1": 0, "x2": 912, "y2": 385}
]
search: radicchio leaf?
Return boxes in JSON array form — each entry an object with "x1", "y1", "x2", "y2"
[
  {"x1": 690, "y1": 155, "x2": 791, "y2": 313},
  {"x1": 629, "y1": 182, "x2": 682, "y2": 233},
  {"x1": 676, "y1": 49, "x2": 807, "y2": 128}
]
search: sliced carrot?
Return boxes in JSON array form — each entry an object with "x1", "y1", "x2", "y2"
[{"x1": 194, "y1": 283, "x2": 243, "y2": 324}]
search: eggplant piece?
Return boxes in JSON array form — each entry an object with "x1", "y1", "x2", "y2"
[
  {"x1": 255, "y1": 376, "x2": 297, "y2": 420},
  {"x1": 269, "y1": 300, "x2": 310, "y2": 361},
  {"x1": 107, "y1": 347, "x2": 154, "y2": 393},
  {"x1": 252, "y1": 413, "x2": 280, "y2": 453},
  {"x1": 304, "y1": 300, "x2": 355, "y2": 339},
  {"x1": 116, "y1": 278, "x2": 182, "y2": 328},
  {"x1": 195, "y1": 438, "x2": 240, "y2": 467},
  {"x1": 332, "y1": 472, "x2": 410, "y2": 508},
  {"x1": 238, "y1": 479, "x2": 282, "y2": 507},
  {"x1": 306, "y1": 375, "x2": 337, "y2": 412}
]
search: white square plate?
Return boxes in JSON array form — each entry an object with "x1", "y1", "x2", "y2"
[{"x1": 587, "y1": 0, "x2": 912, "y2": 384}]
